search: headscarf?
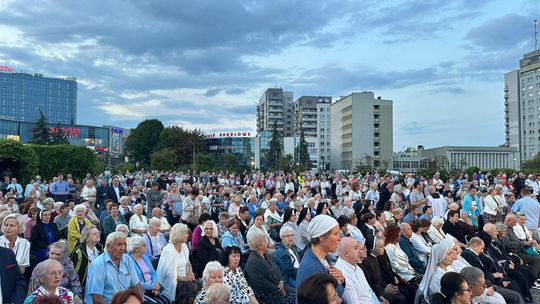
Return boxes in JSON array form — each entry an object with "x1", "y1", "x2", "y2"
[
  {"x1": 419, "y1": 235, "x2": 456, "y2": 302},
  {"x1": 308, "y1": 215, "x2": 338, "y2": 239}
]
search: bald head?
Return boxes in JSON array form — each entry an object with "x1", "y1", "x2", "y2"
[
  {"x1": 400, "y1": 223, "x2": 413, "y2": 239},
  {"x1": 504, "y1": 214, "x2": 517, "y2": 227},
  {"x1": 483, "y1": 223, "x2": 497, "y2": 239},
  {"x1": 337, "y1": 237, "x2": 362, "y2": 265}
]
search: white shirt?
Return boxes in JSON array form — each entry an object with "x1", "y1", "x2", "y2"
[
  {"x1": 86, "y1": 245, "x2": 99, "y2": 262},
  {"x1": 410, "y1": 233, "x2": 431, "y2": 263},
  {"x1": 114, "y1": 186, "x2": 120, "y2": 201},
  {"x1": 129, "y1": 214, "x2": 148, "y2": 234},
  {"x1": 0, "y1": 236, "x2": 30, "y2": 267},
  {"x1": 335, "y1": 258, "x2": 380, "y2": 304},
  {"x1": 384, "y1": 243, "x2": 415, "y2": 281},
  {"x1": 428, "y1": 195, "x2": 447, "y2": 218},
  {"x1": 483, "y1": 195, "x2": 499, "y2": 215}
]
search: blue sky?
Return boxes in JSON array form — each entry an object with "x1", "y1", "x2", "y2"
[{"x1": 0, "y1": 0, "x2": 537, "y2": 150}]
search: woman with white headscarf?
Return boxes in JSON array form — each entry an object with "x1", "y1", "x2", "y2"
[{"x1": 417, "y1": 237, "x2": 458, "y2": 303}]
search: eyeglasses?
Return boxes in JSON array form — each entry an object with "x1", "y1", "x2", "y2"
[{"x1": 47, "y1": 270, "x2": 64, "y2": 277}]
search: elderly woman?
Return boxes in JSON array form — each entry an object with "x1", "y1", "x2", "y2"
[
  {"x1": 204, "y1": 283, "x2": 230, "y2": 304},
  {"x1": 29, "y1": 182, "x2": 46, "y2": 206},
  {"x1": 365, "y1": 182, "x2": 380, "y2": 204},
  {"x1": 220, "y1": 245, "x2": 259, "y2": 304},
  {"x1": 127, "y1": 236, "x2": 170, "y2": 304},
  {"x1": 427, "y1": 216, "x2": 446, "y2": 244},
  {"x1": 245, "y1": 230, "x2": 295, "y2": 304},
  {"x1": 194, "y1": 261, "x2": 224, "y2": 304},
  {"x1": 129, "y1": 204, "x2": 148, "y2": 236},
  {"x1": 274, "y1": 226, "x2": 300, "y2": 288},
  {"x1": 193, "y1": 220, "x2": 223, "y2": 278},
  {"x1": 387, "y1": 208, "x2": 404, "y2": 225},
  {"x1": 0, "y1": 214, "x2": 30, "y2": 273},
  {"x1": 80, "y1": 179, "x2": 97, "y2": 210},
  {"x1": 70, "y1": 225, "x2": 101, "y2": 289},
  {"x1": 264, "y1": 199, "x2": 283, "y2": 241},
  {"x1": 30, "y1": 241, "x2": 82, "y2": 302},
  {"x1": 24, "y1": 259, "x2": 75, "y2": 304},
  {"x1": 221, "y1": 218, "x2": 248, "y2": 255},
  {"x1": 410, "y1": 219, "x2": 432, "y2": 265},
  {"x1": 67, "y1": 204, "x2": 92, "y2": 251},
  {"x1": 144, "y1": 217, "x2": 167, "y2": 266},
  {"x1": 281, "y1": 208, "x2": 303, "y2": 250},
  {"x1": 30, "y1": 208, "x2": 61, "y2": 263},
  {"x1": 247, "y1": 211, "x2": 274, "y2": 246},
  {"x1": 157, "y1": 223, "x2": 197, "y2": 304}
]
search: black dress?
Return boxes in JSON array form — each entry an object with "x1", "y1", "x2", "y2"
[{"x1": 192, "y1": 236, "x2": 222, "y2": 278}]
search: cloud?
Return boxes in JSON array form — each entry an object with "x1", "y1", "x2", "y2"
[
  {"x1": 465, "y1": 14, "x2": 534, "y2": 51},
  {"x1": 401, "y1": 122, "x2": 427, "y2": 135}
]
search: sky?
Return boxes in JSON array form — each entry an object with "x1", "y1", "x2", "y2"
[{"x1": 0, "y1": 0, "x2": 538, "y2": 151}]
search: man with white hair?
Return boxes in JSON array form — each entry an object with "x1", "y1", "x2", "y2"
[
  {"x1": 335, "y1": 237, "x2": 382, "y2": 304},
  {"x1": 85, "y1": 231, "x2": 141, "y2": 304},
  {"x1": 525, "y1": 174, "x2": 539, "y2": 196}
]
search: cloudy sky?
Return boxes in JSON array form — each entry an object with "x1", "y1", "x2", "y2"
[{"x1": 0, "y1": 0, "x2": 537, "y2": 150}]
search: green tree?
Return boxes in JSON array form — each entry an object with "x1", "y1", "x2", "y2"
[
  {"x1": 522, "y1": 153, "x2": 540, "y2": 173},
  {"x1": 150, "y1": 148, "x2": 177, "y2": 171},
  {"x1": 266, "y1": 122, "x2": 283, "y2": 170},
  {"x1": 30, "y1": 110, "x2": 51, "y2": 145},
  {"x1": 0, "y1": 139, "x2": 39, "y2": 183},
  {"x1": 294, "y1": 130, "x2": 311, "y2": 171},
  {"x1": 223, "y1": 154, "x2": 238, "y2": 171},
  {"x1": 50, "y1": 122, "x2": 69, "y2": 145},
  {"x1": 194, "y1": 153, "x2": 214, "y2": 172},
  {"x1": 30, "y1": 144, "x2": 99, "y2": 180},
  {"x1": 125, "y1": 119, "x2": 164, "y2": 167},
  {"x1": 279, "y1": 154, "x2": 294, "y2": 172},
  {"x1": 156, "y1": 125, "x2": 206, "y2": 168}
]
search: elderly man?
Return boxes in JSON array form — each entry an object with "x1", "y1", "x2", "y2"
[
  {"x1": 85, "y1": 231, "x2": 142, "y2": 304},
  {"x1": 461, "y1": 266, "x2": 505, "y2": 304},
  {"x1": 525, "y1": 174, "x2": 539, "y2": 196},
  {"x1": 296, "y1": 214, "x2": 345, "y2": 297},
  {"x1": 398, "y1": 223, "x2": 425, "y2": 274},
  {"x1": 511, "y1": 188, "x2": 540, "y2": 233},
  {"x1": 106, "y1": 176, "x2": 125, "y2": 204},
  {"x1": 462, "y1": 237, "x2": 525, "y2": 304},
  {"x1": 335, "y1": 237, "x2": 382, "y2": 304},
  {"x1": 503, "y1": 213, "x2": 540, "y2": 281}
]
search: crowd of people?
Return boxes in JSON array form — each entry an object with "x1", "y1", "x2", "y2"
[{"x1": 0, "y1": 169, "x2": 540, "y2": 304}]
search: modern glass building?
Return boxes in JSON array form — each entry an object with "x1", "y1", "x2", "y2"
[
  {"x1": 0, "y1": 69, "x2": 77, "y2": 125},
  {"x1": 0, "y1": 119, "x2": 128, "y2": 156},
  {"x1": 205, "y1": 131, "x2": 255, "y2": 169}
]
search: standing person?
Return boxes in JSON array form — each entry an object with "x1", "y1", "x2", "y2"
[
  {"x1": 427, "y1": 186, "x2": 447, "y2": 219},
  {"x1": 296, "y1": 215, "x2": 345, "y2": 297},
  {"x1": 409, "y1": 181, "x2": 427, "y2": 212},
  {"x1": 7, "y1": 177, "x2": 24, "y2": 203},
  {"x1": 106, "y1": 176, "x2": 125, "y2": 204},
  {"x1": 85, "y1": 232, "x2": 142, "y2": 304},
  {"x1": 54, "y1": 203, "x2": 72, "y2": 238},
  {"x1": 145, "y1": 182, "x2": 162, "y2": 215},
  {"x1": 463, "y1": 186, "x2": 481, "y2": 228},
  {"x1": 81, "y1": 179, "x2": 97, "y2": 211},
  {"x1": 511, "y1": 187, "x2": 540, "y2": 233},
  {"x1": 51, "y1": 174, "x2": 69, "y2": 203},
  {"x1": 483, "y1": 188, "x2": 500, "y2": 225}
]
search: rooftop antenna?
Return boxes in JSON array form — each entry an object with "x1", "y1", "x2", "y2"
[{"x1": 535, "y1": 19, "x2": 538, "y2": 51}]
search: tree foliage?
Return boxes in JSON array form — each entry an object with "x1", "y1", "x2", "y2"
[
  {"x1": 266, "y1": 122, "x2": 283, "y2": 170},
  {"x1": 194, "y1": 153, "x2": 214, "y2": 172},
  {"x1": 150, "y1": 148, "x2": 177, "y2": 171},
  {"x1": 522, "y1": 153, "x2": 540, "y2": 173},
  {"x1": 156, "y1": 125, "x2": 206, "y2": 167},
  {"x1": 30, "y1": 110, "x2": 51, "y2": 145},
  {"x1": 294, "y1": 130, "x2": 311, "y2": 171},
  {"x1": 30, "y1": 144, "x2": 99, "y2": 180},
  {"x1": 125, "y1": 119, "x2": 164, "y2": 167},
  {"x1": 49, "y1": 122, "x2": 69, "y2": 145},
  {"x1": 0, "y1": 139, "x2": 39, "y2": 183}
]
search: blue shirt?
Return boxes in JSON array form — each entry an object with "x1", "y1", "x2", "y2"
[
  {"x1": 51, "y1": 181, "x2": 69, "y2": 196},
  {"x1": 7, "y1": 183, "x2": 23, "y2": 198},
  {"x1": 512, "y1": 196, "x2": 540, "y2": 230},
  {"x1": 463, "y1": 193, "x2": 481, "y2": 227},
  {"x1": 296, "y1": 248, "x2": 344, "y2": 297},
  {"x1": 84, "y1": 250, "x2": 140, "y2": 304}
]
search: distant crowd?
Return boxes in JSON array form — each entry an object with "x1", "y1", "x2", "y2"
[{"x1": 0, "y1": 168, "x2": 540, "y2": 304}]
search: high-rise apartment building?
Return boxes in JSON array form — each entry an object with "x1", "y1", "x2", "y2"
[
  {"x1": 0, "y1": 69, "x2": 77, "y2": 125},
  {"x1": 330, "y1": 92, "x2": 393, "y2": 170},
  {"x1": 256, "y1": 88, "x2": 294, "y2": 137},
  {"x1": 294, "y1": 96, "x2": 332, "y2": 171},
  {"x1": 504, "y1": 49, "x2": 540, "y2": 164}
]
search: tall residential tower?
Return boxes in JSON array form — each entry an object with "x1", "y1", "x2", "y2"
[
  {"x1": 330, "y1": 92, "x2": 393, "y2": 170},
  {"x1": 256, "y1": 88, "x2": 294, "y2": 137}
]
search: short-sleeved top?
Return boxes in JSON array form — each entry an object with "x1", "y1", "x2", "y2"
[
  {"x1": 0, "y1": 236, "x2": 30, "y2": 267},
  {"x1": 84, "y1": 251, "x2": 139, "y2": 304}
]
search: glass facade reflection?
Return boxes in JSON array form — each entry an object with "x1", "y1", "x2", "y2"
[
  {"x1": 205, "y1": 135, "x2": 255, "y2": 169},
  {"x1": 0, "y1": 72, "x2": 77, "y2": 125}
]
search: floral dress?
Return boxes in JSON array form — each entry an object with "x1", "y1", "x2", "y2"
[
  {"x1": 222, "y1": 266, "x2": 254, "y2": 304},
  {"x1": 24, "y1": 286, "x2": 75, "y2": 304}
]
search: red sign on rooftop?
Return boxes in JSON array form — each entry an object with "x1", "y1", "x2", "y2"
[{"x1": 0, "y1": 66, "x2": 12, "y2": 73}]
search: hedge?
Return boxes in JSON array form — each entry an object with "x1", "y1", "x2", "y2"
[
  {"x1": 30, "y1": 144, "x2": 99, "y2": 180},
  {"x1": 0, "y1": 139, "x2": 39, "y2": 183}
]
